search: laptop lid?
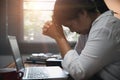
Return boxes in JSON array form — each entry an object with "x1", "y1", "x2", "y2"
[{"x1": 8, "y1": 35, "x2": 25, "y2": 71}]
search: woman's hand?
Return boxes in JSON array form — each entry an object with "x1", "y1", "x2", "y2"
[
  {"x1": 42, "y1": 21, "x2": 65, "y2": 41},
  {"x1": 42, "y1": 21, "x2": 71, "y2": 58}
]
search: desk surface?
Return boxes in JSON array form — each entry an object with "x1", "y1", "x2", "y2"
[{"x1": 7, "y1": 62, "x2": 46, "y2": 68}]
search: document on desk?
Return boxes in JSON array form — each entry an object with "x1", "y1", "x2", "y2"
[
  {"x1": 26, "y1": 53, "x2": 62, "y2": 64},
  {"x1": 26, "y1": 53, "x2": 49, "y2": 63}
]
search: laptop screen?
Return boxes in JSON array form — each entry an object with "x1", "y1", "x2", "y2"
[{"x1": 8, "y1": 36, "x2": 25, "y2": 71}]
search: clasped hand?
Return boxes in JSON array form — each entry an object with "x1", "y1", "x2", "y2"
[{"x1": 42, "y1": 21, "x2": 65, "y2": 41}]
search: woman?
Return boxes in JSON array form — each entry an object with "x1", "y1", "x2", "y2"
[{"x1": 43, "y1": 0, "x2": 120, "y2": 80}]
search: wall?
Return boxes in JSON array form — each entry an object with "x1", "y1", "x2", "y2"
[
  {"x1": 0, "y1": 54, "x2": 30, "y2": 68},
  {"x1": 0, "y1": 55, "x2": 13, "y2": 68}
]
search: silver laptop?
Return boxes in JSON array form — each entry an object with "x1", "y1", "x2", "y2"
[{"x1": 8, "y1": 35, "x2": 68, "y2": 80}]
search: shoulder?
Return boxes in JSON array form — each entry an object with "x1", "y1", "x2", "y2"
[
  {"x1": 89, "y1": 11, "x2": 120, "y2": 41},
  {"x1": 91, "y1": 10, "x2": 120, "y2": 31}
]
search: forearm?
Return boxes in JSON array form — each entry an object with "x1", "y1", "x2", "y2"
[
  {"x1": 42, "y1": 21, "x2": 71, "y2": 57},
  {"x1": 55, "y1": 38, "x2": 71, "y2": 58}
]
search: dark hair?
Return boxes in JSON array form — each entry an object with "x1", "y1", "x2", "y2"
[
  {"x1": 94, "y1": 0, "x2": 109, "y2": 13},
  {"x1": 53, "y1": 0, "x2": 109, "y2": 25}
]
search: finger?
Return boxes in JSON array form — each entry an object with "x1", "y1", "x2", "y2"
[
  {"x1": 42, "y1": 27, "x2": 48, "y2": 35},
  {"x1": 42, "y1": 27, "x2": 48, "y2": 32},
  {"x1": 45, "y1": 21, "x2": 52, "y2": 26}
]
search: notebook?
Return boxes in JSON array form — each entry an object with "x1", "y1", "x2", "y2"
[{"x1": 8, "y1": 35, "x2": 68, "y2": 80}]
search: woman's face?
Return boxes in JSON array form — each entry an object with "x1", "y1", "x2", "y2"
[{"x1": 63, "y1": 11, "x2": 92, "y2": 34}]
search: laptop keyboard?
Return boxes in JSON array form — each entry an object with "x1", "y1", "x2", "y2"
[{"x1": 27, "y1": 67, "x2": 49, "y2": 79}]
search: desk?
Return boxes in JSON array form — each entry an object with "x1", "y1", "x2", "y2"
[{"x1": 6, "y1": 62, "x2": 46, "y2": 68}]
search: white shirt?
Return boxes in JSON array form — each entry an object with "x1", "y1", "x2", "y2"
[{"x1": 62, "y1": 11, "x2": 120, "y2": 80}]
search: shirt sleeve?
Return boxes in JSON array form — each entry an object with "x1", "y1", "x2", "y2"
[{"x1": 62, "y1": 18, "x2": 120, "y2": 80}]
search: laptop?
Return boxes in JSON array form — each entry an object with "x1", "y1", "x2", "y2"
[{"x1": 8, "y1": 35, "x2": 68, "y2": 80}]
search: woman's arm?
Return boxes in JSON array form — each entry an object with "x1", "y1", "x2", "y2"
[
  {"x1": 42, "y1": 21, "x2": 71, "y2": 58},
  {"x1": 104, "y1": 0, "x2": 120, "y2": 19}
]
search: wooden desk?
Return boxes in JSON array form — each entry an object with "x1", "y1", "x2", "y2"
[{"x1": 7, "y1": 62, "x2": 46, "y2": 68}]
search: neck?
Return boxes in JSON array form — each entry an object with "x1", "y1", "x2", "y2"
[
  {"x1": 90, "y1": 12, "x2": 101, "y2": 23},
  {"x1": 114, "y1": 12, "x2": 120, "y2": 19}
]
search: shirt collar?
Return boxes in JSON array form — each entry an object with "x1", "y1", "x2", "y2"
[{"x1": 92, "y1": 10, "x2": 114, "y2": 25}]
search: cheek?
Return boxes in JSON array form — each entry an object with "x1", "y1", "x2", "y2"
[
  {"x1": 70, "y1": 24, "x2": 81, "y2": 32},
  {"x1": 73, "y1": 21, "x2": 83, "y2": 30}
]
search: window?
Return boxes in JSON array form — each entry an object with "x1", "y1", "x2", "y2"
[{"x1": 23, "y1": 0, "x2": 78, "y2": 43}]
